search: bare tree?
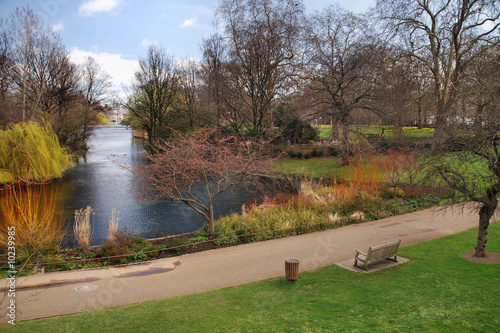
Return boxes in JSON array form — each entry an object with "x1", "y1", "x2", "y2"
[
  {"x1": 200, "y1": 33, "x2": 228, "y2": 133},
  {"x1": 459, "y1": 45, "x2": 500, "y2": 126},
  {"x1": 2, "y1": 6, "x2": 78, "y2": 124},
  {"x1": 81, "y1": 56, "x2": 112, "y2": 110},
  {"x1": 76, "y1": 56, "x2": 112, "y2": 146},
  {"x1": 131, "y1": 128, "x2": 275, "y2": 237},
  {"x1": 431, "y1": 120, "x2": 499, "y2": 257},
  {"x1": 211, "y1": 0, "x2": 304, "y2": 139},
  {"x1": 0, "y1": 21, "x2": 13, "y2": 126},
  {"x1": 303, "y1": 5, "x2": 382, "y2": 164},
  {"x1": 377, "y1": 0, "x2": 500, "y2": 137},
  {"x1": 176, "y1": 58, "x2": 202, "y2": 130},
  {"x1": 0, "y1": 7, "x2": 97, "y2": 153},
  {"x1": 127, "y1": 44, "x2": 178, "y2": 148}
]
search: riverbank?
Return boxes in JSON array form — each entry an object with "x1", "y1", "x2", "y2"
[
  {"x1": 1, "y1": 204, "x2": 497, "y2": 325},
  {"x1": 1, "y1": 192, "x2": 442, "y2": 277}
]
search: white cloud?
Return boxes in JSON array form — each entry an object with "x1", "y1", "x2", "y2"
[
  {"x1": 78, "y1": 0, "x2": 123, "y2": 17},
  {"x1": 141, "y1": 39, "x2": 152, "y2": 48},
  {"x1": 70, "y1": 47, "x2": 139, "y2": 99},
  {"x1": 52, "y1": 22, "x2": 65, "y2": 32},
  {"x1": 180, "y1": 18, "x2": 198, "y2": 28}
]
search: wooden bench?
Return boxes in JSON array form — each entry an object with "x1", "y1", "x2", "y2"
[{"x1": 354, "y1": 240, "x2": 401, "y2": 271}]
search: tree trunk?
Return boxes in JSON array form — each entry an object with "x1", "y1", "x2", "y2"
[
  {"x1": 341, "y1": 120, "x2": 350, "y2": 166},
  {"x1": 208, "y1": 202, "x2": 215, "y2": 238},
  {"x1": 475, "y1": 199, "x2": 497, "y2": 257},
  {"x1": 330, "y1": 115, "x2": 339, "y2": 140}
]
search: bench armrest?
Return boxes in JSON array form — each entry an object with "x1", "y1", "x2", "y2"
[{"x1": 356, "y1": 249, "x2": 367, "y2": 256}]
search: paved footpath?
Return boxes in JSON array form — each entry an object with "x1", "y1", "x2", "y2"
[{"x1": 1, "y1": 204, "x2": 496, "y2": 323}]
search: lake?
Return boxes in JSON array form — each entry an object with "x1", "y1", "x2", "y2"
[{"x1": 57, "y1": 125, "x2": 251, "y2": 247}]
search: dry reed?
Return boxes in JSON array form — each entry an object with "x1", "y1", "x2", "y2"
[
  {"x1": 107, "y1": 208, "x2": 120, "y2": 243},
  {"x1": 74, "y1": 206, "x2": 94, "y2": 251}
]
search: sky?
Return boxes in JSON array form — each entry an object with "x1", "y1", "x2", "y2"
[{"x1": 0, "y1": 0, "x2": 376, "y2": 97}]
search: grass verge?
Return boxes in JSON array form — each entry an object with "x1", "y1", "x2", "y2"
[{"x1": 5, "y1": 222, "x2": 499, "y2": 332}]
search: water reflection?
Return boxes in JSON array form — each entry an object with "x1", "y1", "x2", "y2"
[{"x1": 57, "y1": 126, "x2": 250, "y2": 247}]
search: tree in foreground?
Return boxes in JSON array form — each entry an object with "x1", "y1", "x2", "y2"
[
  {"x1": 430, "y1": 121, "x2": 499, "y2": 257},
  {"x1": 131, "y1": 129, "x2": 276, "y2": 238}
]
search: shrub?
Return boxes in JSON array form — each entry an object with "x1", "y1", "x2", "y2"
[
  {"x1": 328, "y1": 146, "x2": 341, "y2": 156},
  {"x1": 0, "y1": 184, "x2": 65, "y2": 265},
  {"x1": 311, "y1": 149, "x2": 325, "y2": 157},
  {"x1": 280, "y1": 117, "x2": 319, "y2": 144},
  {"x1": 170, "y1": 237, "x2": 188, "y2": 252}
]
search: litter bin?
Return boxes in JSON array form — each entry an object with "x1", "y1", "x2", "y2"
[{"x1": 285, "y1": 258, "x2": 299, "y2": 281}]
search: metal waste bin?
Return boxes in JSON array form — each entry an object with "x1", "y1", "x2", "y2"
[{"x1": 285, "y1": 258, "x2": 299, "y2": 281}]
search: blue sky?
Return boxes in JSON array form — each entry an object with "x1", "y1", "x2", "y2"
[{"x1": 0, "y1": 0, "x2": 375, "y2": 96}]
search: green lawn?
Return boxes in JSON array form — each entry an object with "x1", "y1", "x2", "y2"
[
  {"x1": 317, "y1": 125, "x2": 434, "y2": 140},
  {"x1": 271, "y1": 156, "x2": 348, "y2": 180},
  {"x1": 6, "y1": 222, "x2": 499, "y2": 332}
]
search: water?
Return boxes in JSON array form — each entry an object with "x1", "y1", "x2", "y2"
[{"x1": 57, "y1": 126, "x2": 251, "y2": 246}]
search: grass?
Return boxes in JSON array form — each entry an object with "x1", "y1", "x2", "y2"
[
  {"x1": 271, "y1": 156, "x2": 346, "y2": 180},
  {"x1": 316, "y1": 125, "x2": 434, "y2": 141},
  {"x1": 5, "y1": 222, "x2": 499, "y2": 332}
]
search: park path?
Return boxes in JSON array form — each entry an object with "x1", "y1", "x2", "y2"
[{"x1": 1, "y1": 203, "x2": 495, "y2": 323}]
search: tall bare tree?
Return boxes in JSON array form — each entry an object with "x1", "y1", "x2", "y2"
[
  {"x1": 211, "y1": 0, "x2": 304, "y2": 140},
  {"x1": 4, "y1": 6, "x2": 67, "y2": 123},
  {"x1": 303, "y1": 5, "x2": 382, "y2": 164},
  {"x1": 0, "y1": 6, "x2": 98, "y2": 154},
  {"x1": 127, "y1": 44, "x2": 178, "y2": 148},
  {"x1": 377, "y1": 0, "x2": 500, "y2": 137},
  {"x1": 200, "y1": 33, "x2": 228, "y2": 133},
  {"x1": 176, "y1": 58, "x2": 202, "y2": 130}
]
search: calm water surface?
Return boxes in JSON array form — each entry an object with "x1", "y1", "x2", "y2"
[{"x1": 58, "y1": 126, "x2": 249, "y2": 246}]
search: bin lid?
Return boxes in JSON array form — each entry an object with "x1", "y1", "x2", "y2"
[{"x1": 285, "y1": 258, "x2": 299, "y2": 263}]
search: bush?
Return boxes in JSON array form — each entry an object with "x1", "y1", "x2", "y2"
[
  {"x1": 311, "y1": 149, "x2": 324, "y2": 157},
  {"x1": 0, "y1": 184, "x2": 65, "y2": 265},
  {"x1": 328, "y1": 146, "x2": 341, "y2": 156},
  {"x1": 281, "y1": 118, "x2": 319, "y2": 144}
]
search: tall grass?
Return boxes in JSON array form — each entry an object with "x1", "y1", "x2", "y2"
[
  {"x1": 0, "y1": 122, "x2": 73, "y2": 184},
  {"x1": 0, "y1": 184, "x2": 65, "y2": 263},
  {"x1": 73, "y1": 206, "x2": 94, "y2": 252},
  {"x1": 214, "y1": 179, "x2": 385, "y2": 242}
]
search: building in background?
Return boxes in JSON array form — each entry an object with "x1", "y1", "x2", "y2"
[{"x1": 106, "y1": 102, "x2": 128, "y2": 124}]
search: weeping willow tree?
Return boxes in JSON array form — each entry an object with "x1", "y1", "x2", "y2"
[{"x1": 0, "y1": 122, "x2": 74, "y2": 184}]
